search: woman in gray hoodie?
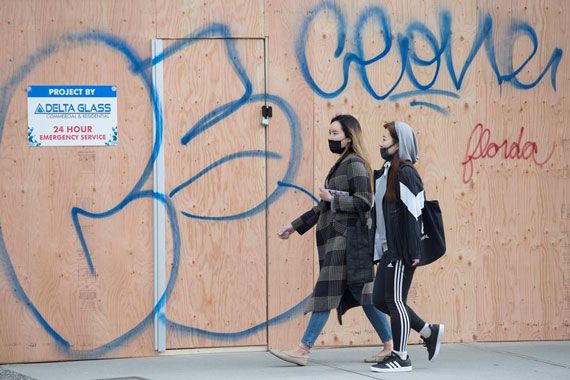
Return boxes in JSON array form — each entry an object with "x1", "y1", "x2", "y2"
[{"x1": 370, "y1": 121, "x2": 444, "y2": 373}]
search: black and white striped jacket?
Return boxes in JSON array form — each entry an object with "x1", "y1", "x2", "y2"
[{"x1": 372, "y1": 163, "x2": 425, "y2": 266}]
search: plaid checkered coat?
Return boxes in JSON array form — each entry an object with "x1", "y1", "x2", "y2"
[{"x1": 291, "y1": 152, "x2": 374, "y2": 318}]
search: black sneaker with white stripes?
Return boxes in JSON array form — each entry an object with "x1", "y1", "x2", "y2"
[
  {"x1": 370, "y1": 352, "x2": 412, "y2": 373},
  {"x1": 422, "y1": 324, "x2": 444, "y2": 360}
]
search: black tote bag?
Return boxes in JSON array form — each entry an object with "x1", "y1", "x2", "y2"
[
  {"x1": 419, "y1": 198, "x2": 446, "y2": 266},
  {"x1": 399, "y1": 163, "x2": 446, "y2": 266}
]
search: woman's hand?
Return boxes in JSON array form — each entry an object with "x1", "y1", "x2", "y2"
[
  {"x1": 318, "y1": 187, "x2": 334, "y2": 202},
  {"x1": 277, "y1": 224, "x2": 295, "y2": 239}
]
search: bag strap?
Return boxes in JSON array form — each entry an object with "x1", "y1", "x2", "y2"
[{"x1": 398, "y1": 162, "x2": 427, "y2": 200}]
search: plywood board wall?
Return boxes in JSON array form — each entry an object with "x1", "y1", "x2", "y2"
[{"x1": 0, "y1": 0, "x2": 568, "y2": 364}]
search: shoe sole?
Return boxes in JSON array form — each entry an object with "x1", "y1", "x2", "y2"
[
  {"x1": 432, "y1": 324, "x2": 445, "y2": 361},
  {"x1": 370, "y1": 365, "x2": 412, "y2": 373},
  {"x1": 269, "y1": 349, "x2": 308, "y2": 366}
]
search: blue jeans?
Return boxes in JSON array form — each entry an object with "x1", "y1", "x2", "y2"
[{"x1": 300, "y1": 285, "x2": 392, "y2": 348}]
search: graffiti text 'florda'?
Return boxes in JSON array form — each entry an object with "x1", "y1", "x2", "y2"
[{"x1": 462, "y1": 123, "x2": 556, "y2": 184}]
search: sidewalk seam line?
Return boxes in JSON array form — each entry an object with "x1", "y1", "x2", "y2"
[
  {"x1": 311, "y1": 360, "x2": 387, "y2": 379},
  {"x1": 460, "y1": 343, "x2": 570, "y2": 370}
]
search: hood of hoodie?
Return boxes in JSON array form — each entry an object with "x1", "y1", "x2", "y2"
[{"x1": 395, "y1": 121, "x2": 419, "y2": 164}]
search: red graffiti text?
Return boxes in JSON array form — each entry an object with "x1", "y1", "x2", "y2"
[{"x1": 462, "y1": 123, "x2": 556, "y2": 183}]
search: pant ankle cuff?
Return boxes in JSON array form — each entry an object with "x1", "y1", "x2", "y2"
[{"x1": 393, "y1": 350, "x2": 407, "y2": 360}]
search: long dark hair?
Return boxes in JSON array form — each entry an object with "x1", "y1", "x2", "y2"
[
  {"x1": 384, "y1": 122, "x2": 401, "y2": 201},
  {"x1": 330, "y1": 114, "x2": 372, "y2": 184}
]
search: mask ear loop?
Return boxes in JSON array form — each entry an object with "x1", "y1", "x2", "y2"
[{"x1": 385, "y1": 142, "x2": 397, "y2": 150}]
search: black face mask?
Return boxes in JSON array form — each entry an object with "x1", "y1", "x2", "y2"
[
  {"x1": 328, "y1": 139, "x2": 345, "y2": 154},
  {"x1": 380, "y1": 143, "x2": 397, "y2": 161}
]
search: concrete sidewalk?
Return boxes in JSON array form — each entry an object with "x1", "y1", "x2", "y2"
[{"x1": 1, "y1": 341, "x2": 569, "y2": 380}]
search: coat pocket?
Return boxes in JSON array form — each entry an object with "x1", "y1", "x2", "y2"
[{"x1": 345, "y1": 218, "x2": 374, "y2": 285}]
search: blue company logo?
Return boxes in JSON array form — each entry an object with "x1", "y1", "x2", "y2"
[{"x1": 34, "y1": 103, "x2": 112, "y2": 114}]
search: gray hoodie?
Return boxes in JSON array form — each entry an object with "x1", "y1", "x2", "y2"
[
  {"x1": 395, "y1": 121, "x2": 419, "y2": 164},
  {"x1": 373, "y1": 121, "x2": 420, "y2": 260}
]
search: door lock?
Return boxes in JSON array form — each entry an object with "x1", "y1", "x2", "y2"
[{"x1": 261, "y1": 105, "x2": 272, "y2": 127}]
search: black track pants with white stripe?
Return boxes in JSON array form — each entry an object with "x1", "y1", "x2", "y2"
[{"x1": 372, "y1": 258, "x2": 425, "y2": 353}]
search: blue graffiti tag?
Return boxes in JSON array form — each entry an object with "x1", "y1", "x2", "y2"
[
  {"x1": 1, "y1": 2, "x2": 565, "y2": 357},
  {"x1": 0, "y1": 23, "x2": 308, "y2": 357},
  {"x1": 167, "y1": 181, "x2": 320, "y2": 341},
  {"x1": 296, "y1": 2, "x2": 563, "y2": 115},
  {"x1": 169, "y1": 150, "x2": 283, "y2": 199}
]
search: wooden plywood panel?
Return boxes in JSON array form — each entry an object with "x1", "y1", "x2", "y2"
[
  {"x1": 306, "y1": 0, "x2": 473, "y2": 347},
  {"x1": 265, "y1": 0, "x2": 318, "y2": 350},
  {"x1": 304, "y1": 0, "x2": 387, "y2": 347},
  {"x1": 402, "y1": 0, "x2": 481, "y2": 346},
  {"x1": 473, "y1": 0, "x2": 570, "y2": 341},
  {"x1": 0, "y1": 0, "x2": 157, "y2": 363},
  {"x1": 0, "y1": 0, "x2": 569, "y2": 365},
  {"x1": 545, "y1": 0, "x2": 570, "y2": 340},
  {"x1": 162, "y1": 38, "x2": 267, "y2": 348},
  {"x1": 305, "y1": 0, "x2": 570, "y2": 347},
  {"x1": 156, "y1": 0, "x2": 264, "y2": 38}
]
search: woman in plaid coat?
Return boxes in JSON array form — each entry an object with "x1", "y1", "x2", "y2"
[{"x1": 270, "y1": 115, "x2": 393, "y2": 366}]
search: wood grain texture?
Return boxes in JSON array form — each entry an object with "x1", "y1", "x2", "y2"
[
  {"x1": 0, "y1": 0, "x2": 568, "y2": 364},
  {"x1": 265, "y1": 0, "x2": 318, "y2": 350},
  {"x1": 0, "y1": 0, "x2": 157, "y2": 363},
  {"x1": 162, "y1": 38, "x2": 267, "y2": 349},
  {"x1": 156, "y1": 0, "x2": 264, "y2": 38}
]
